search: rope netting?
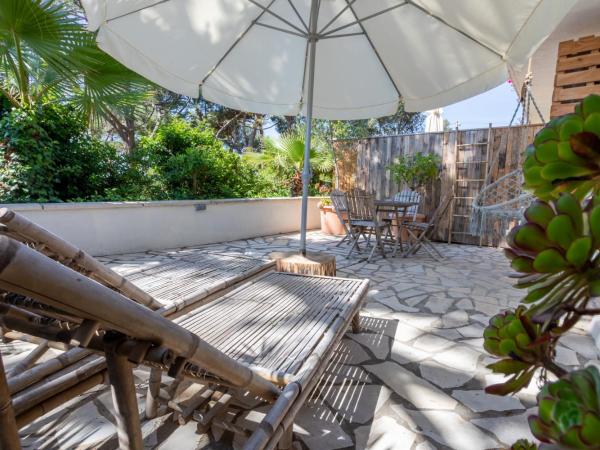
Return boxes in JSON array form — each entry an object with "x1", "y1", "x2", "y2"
[{"x1": 469, "y1": 169, "x2": 534, "y2": 238}]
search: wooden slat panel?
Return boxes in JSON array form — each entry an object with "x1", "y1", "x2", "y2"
[
  {"x1": 553, "y1": 84, "x2": 600, "y2": 102},
  {"x1": 552, "y1": 36, "x2": 600, "y2": 118},
  {"x1": 558, "y1": 35, "x2": 600, "y2": 56},
  {"x1": 551, "y1": 102, "x2": 578, "y2": 117},
  {"x1": 556, "y1": 67, "x2": 600, "y2": 87},
  {"x1": 557, "y1": 52, "x2": 600, "y2": 72}
]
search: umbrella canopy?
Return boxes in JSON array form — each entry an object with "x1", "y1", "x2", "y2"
[
  {"x1": 82, "y1": 0, "x2": 575, "y2": 254},
  {"x1": 425, "y1": 108, "x2": 444, "y2": 133}
]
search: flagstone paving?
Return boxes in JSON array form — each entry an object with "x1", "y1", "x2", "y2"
[{"x1": 4, "y1": 231, "x2": 599, "y2": 450}]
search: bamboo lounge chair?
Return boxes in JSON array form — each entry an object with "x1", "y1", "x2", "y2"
[{"x1": 0, "y1": 210, "x2": 369, "y2": 449}]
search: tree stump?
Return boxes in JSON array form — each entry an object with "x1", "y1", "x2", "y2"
[{"x1": 270, "y1": 251, "x2": 336, "y2": 277}]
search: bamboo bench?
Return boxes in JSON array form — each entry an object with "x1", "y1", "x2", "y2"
[{"x1": 0, "y1": 211, "x2": 368, "y2": 450}]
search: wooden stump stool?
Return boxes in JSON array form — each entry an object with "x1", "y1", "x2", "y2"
[{"x1": 270, "y1": 251, "x2": 336, "y2": 277}]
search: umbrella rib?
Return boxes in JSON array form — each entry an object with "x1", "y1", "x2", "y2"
[
  {"x1": 298, "y1": 39, "x2": 309, "y2": 107},
  {"x1": 201, "y1": 0, "x2": 279, "y2": 86},
  {"x1": 342, "y1": 0, "x2": 402, "y2": 99},
  {"x1": 287, "y1": 0, "x2": 308, "y2": 32},
  {"x1": 320, "y1": 32, "x2": 364, "y2": 40},
  {"x1": 318, "y1": 0, "x2": 358, "y2": 35},
  {"x1": 320, "y1": 2, "x2": 408, "y2": 38},
  {"x1": 246, "y1": 0, "x2": 308, "y2": 36},
  {"x1": 105, "y1": 0, "x2": 173, "y2": 24},
  {"x1": 405, "y1": 0, "x2": 504, "y2": 59},
  {"x1": 255, "y1": 22, "x2": 307, "y2": 38}
]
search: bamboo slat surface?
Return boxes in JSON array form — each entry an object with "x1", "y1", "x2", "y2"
[
  {"x1": 110, "y1": 252, "x2": 273, "y2": 307},
  {"x1": 175, "y1": 272, "x2": 368, "y2": 380}
]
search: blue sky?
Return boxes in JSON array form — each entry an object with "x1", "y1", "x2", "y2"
[
  {"x1": 442, "y1": 81, "x2": 521, "y2": 130},
  {"x1": 264, "y1": 80, "x2": 521, "y2": 137}
]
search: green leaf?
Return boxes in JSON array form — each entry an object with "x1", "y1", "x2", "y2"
[
  {"x1": 590, "y1": 206, "x2": 600, "y2": 245},
  {"x1": 511, "y1": 257, "x2": 534, "y2": 273},
  {"x1": 533, "y1": 249, "x2": 568, "y2": 273},
  {"x1": 524, "y1": 201, "x2": 555, "y2": 229},
  {"x1": 541, "y1": 162, "x2": 595, "y2": 181},
  {"x1": 524, "y1": 286, "x2": 551, "y2": 303},
  {"x1": 584, "y1": 112, "x2": 600, "y2": 136},
  {"x1": 556, "y1": 193, "x2": 584, "y2": 235},
  {"x1": 486, "y1": 359, "x2": 531, "y2": 374},
  {"x1": 536, "y1": 141, "x2": 559, "y2": 163},
  {"x1": 511, "y1": 224, "x2": 554, "y2": 253},
  {"x1": 559, "y1": 116, "x2": 584, "y2": 141},
  {"x1": 582, "y1": 94, "x2": 600, "y2": 117},
  {"x1": 590, "y1": 280, "x2": 600, "y2": 297},
  {"x1": 546, "y1": 215, "x2": 576, "y2": 250},
  {"x1": 485, "y1": 370, "x2": 535, "y2": 396},
  {"x1": 566, "y1": 237, "x2": 592, "y2": 268},
  {"x1": 534, "y1": 127, "x2": 560, "y2": 146},
  {"x1": 581, "y1": 413, "x2": 600, "y2": 445}
]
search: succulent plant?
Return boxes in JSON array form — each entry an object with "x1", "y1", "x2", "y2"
[
  {"x1": 524, "y1": 94, "x2": 600, "y2": 201},
  {"x1": 483, "y1": 306, "x2": 552, "y2": 395},
  {"x1": 529, "y1": 366, "x2": 600, "y2": 449},
  {"x1": 504, "y1": 193, "x2": 600, "y2": 319},
  {"x1": 510, "y1": 439, "x2": 538, "y2": 450}
]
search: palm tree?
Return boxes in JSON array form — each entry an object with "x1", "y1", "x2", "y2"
[
  {"x1": 244, "y1": 127, "x2": 334, "y2": 196},
  {"x1": 0, "y1": 0, "x2": 153, "y2": 151}
]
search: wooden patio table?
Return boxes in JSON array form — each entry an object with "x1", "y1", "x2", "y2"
[{"x1": 375, "y1": 200, "x2": 419, "y2": 257}]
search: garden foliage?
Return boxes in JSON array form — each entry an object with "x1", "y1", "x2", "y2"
[{"x1": 482, "y1": 94, "x2": 600, "y2": 450}]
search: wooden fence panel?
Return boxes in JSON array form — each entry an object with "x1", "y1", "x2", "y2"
[
  {"x1": 333, "y1": 124, "x2": 542, "y2": 246},
  {"x1": 551, "y1": 35, "x2": 600, "y2": 118}
]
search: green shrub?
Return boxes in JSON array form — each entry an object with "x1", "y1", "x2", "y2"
[
  {"x1": 131, "y1": 118, "x2": 276, "y2": 200},
  {"x1": 388, "y1": 152, "x2": 441, "y2": 190},
  {"x1": 0, "y1": 104, "x2": 124, "y2": 202}
]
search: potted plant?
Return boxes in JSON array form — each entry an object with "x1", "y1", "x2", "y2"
[
  {"x1": 388, "y1": 152, "x2": 441, "y2": 192},
  {"x1": 318, "y1": 197, "x2": 347, "y2": 236},
  {"x1": 387, "y1": 152, "x2": 441, "y2": 238}
]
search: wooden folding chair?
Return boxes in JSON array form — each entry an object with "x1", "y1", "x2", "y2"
[
  {"x1": 402, "y1": 191, "x2": 454, "y2": 261},
  {"x1": 346, "y1": 189, "x2": 394, "y2": 261},
  {"x1": 330, "y1": 189, "x2": 353, "y2": 247},
  {"x1": 393, "y1": 188, "x2": 422, "y2": 221}
]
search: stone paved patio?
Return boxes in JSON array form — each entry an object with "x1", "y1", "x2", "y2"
[{"x1": 3, "y1": 231, "x2": 598, "y2": 450}]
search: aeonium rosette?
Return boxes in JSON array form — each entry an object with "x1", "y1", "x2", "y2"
[
  {"x1": 483, "y1": 305, "x2": 553, "y2": 395},
  {"x1": 505, "y1": 193, "x2": 600, "y2": 320},
  {"x1": 529, "y1": 366, "x2": 600, "y2": 450},
  {"x1": 524, "y1": 94, "x2": 600, "y2": 201}
]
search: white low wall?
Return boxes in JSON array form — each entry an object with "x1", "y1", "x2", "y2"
[{"x1": 3, "y1": 198, "x2": 322, "y2": 256}]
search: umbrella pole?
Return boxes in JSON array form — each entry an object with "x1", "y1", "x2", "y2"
[{"x1": 300, "y1": 0, "x2": 319, "y2": 256}]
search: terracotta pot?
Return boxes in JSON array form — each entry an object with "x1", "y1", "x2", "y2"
[
  {"x1": 319, "y1": 205, "x2": 346, "y2": 235},
  {"x1": 390, "y1": 213, "x2": 427, "y2": 242}
]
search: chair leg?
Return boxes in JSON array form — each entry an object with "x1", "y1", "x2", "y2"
[
  {"x1": 106, "y1": 347, "x2": 143, "y2": 450},
  {"x1": 423, "y1": 237, "x2": 444, "y2": 261},
  {"x1": 346, "y1": 227, "x2": 362, "y2": 258},
  {"x1": 145, "y1": 367, "x2": 162, "y2": 419},
  {"x1": 403, "y1": 228, "x2": 423, "y2": 257},
  {"x1": 279, "y1": 425, "x2": 294, "y2": 449},
  {"x1": 0, "y1": 353, "x2": 20, "y2": 450},
  {"x1": 351, "y1": 314, "x2": 361, "y2": 333},
  {"x1": 378, "y1": 228, "x2": 387, "y2": 258}
]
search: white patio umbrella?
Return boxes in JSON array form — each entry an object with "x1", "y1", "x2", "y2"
[
  {"x1": 425, "y1": 108, "x2": 444, "y2": 133},
  {"x1": 82, "y1": 0, "x2": 575, "y2": 255}
]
